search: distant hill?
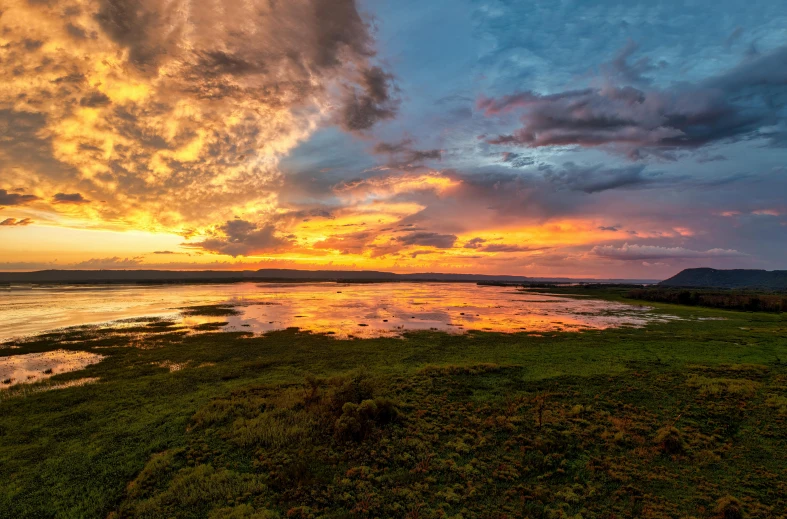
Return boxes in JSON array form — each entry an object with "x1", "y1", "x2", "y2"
[
  {"x1": 0, "y1": 268, "x2": 656, "y2": 285},
  {"x1": 659, "y1": 268, "x2": 787, "y2": 289}
]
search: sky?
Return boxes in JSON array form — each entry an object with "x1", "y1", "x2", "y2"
[{"x1": 1, "y1": 0, "x2": 786, "y2": 278}]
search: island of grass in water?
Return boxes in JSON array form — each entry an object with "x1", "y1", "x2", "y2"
[{"x1": 1, "y1": 285, "x2": 786, "y2": 518}]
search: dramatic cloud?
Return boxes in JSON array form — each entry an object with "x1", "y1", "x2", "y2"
[
  {"x1": 313, "y1": 231, "x2": 374, "y2": 255},
  {"x1": 52, "y1": 192, "x2": 90, "y2": 204},
  {"x1": 373, "y1": 139, "x2": 442, "y2": 165},
  {"x1": 0, "y1": 0, "x2": 397, "y2": 232},
  {"x1": 591, "y1": 243, "x2": 746, "y2": 261},
  {"x1": 340, "y1": 66, "x2": 400, "y2": 132},
  {"x1": 481, "y1": 45, "x2": 787, "y2": 158},
  {"x1": 544, "y1": 164, "x2": 658, "y2": 193},
  {"x1": 1, "y1": 1, "x2": 785, "y2": 278},
  {"x1": 0, "y1": 218, "x2": 33, "y2": 226},
  {"x1": 463, "y1": 237, "x2": 487, "y2": 249},
  {"x1": 499, "y1": 152, "x2": 535, "y2": 168},
  {"x1": 0, "y1": 189, "x2": 39, "y2": 206},
  {"x1": 191, "y1": 219, "x2": 291, "y2": 257},
  {"x1": 395, "y1": 232, "x2": 457, "y2": 248}
]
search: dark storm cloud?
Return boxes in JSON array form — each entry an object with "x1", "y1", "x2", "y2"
[
  {"x1": 395, "y1": 231, "x2": 457, "y2": 248},
  {"x1": 340, "y1": 66, "x2": 400, "y2": 132},
  {"x1": 192, "y1": 219, "x2": 291, "y2": 257},
  {"x1": 52, "y1": 192, "x2": 90, "y2": 204},
  {"x1": 480, "y1": 45, "x2": 787, "y2": 158},
  {"x1": 452, "y1": 162, "x2": 687, "y2": 201},
  {"x1": 544, "y1": 164, "x2": 659, "y2": 193},
  {"x1": 0, "y1": 189, "x2": 40, "y2": 206},
  {"x1": 708, "y1": 45, "x2": 787, "y2": 92}
]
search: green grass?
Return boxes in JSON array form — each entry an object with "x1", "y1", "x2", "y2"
[{"x1": 0, "y1": 291, "x2": 786, "y2": 518}]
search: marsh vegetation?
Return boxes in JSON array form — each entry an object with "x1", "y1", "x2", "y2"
[{"x1": 1, "y1": 288, "x2": 786, "y2": 518}]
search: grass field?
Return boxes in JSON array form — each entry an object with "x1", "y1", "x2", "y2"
[{"x1": 1, "y1": 288, "x2": 786, "y2": 518}]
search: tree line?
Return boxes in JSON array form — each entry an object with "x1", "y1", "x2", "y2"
[{"x1": 627, "y1": 288, "x2": 787, "y2": 312}]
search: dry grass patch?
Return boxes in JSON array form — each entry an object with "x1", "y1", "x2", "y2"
[{"x1": 685, "y1": 375, "x2": 760, "y2": 397}]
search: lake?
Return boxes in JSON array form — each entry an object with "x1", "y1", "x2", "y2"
[{"x1": 0, "y1": 282, "x2": 671, "y2": 342}]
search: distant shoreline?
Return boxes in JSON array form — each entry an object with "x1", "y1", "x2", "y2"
[{"x1": 0, "y1": 268, "x2": 659, "y2": 286}]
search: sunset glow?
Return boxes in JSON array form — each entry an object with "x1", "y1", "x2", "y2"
[{"x1": 2, "y1": 0, "x2": 785, "y2": 277}]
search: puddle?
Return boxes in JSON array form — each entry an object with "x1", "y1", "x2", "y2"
[
  {"x1": 1, "y1": 282, "x2": 679, "y2": 342},
  {"x1": 0, "y1": 350, "x2": 105, "y2": 388}
]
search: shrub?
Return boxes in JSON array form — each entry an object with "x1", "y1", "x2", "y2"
[
  {"x1": 654, "y1": 426, "x2": 685, "y2": 455},
  {"x1": 334, "y1": 397, "x2": 400, "y2": 441},
  {"x1": 328, "y1": 370, "x2": 377, "y2": 411},
  {"x1": 714, "y1": 495, "x2": 744, "y2": 519}
]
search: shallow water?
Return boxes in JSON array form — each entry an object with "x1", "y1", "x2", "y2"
[
  {"x1": 1, "y1": 282, "x2": 671, "y2": 341},
  {"x1": 0, "y1": 349, "x2": 104, "y2": 387}
]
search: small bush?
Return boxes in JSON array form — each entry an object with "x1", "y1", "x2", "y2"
[
  {"x1": 328, "y1": 370, "x2": 377, "y2": 412},
  {"x1": 654, "y1": 426, "x2": 685, "y2": 455},
  {"x1": 714, "y1": 495, "x2": 744, "y2": 519},
  {"x1": 335, "y1": 397, "x2": 400, "y2": 441}
]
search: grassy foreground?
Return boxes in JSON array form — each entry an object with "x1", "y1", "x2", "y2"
[{"x1": 1, "y1": 291, "x2": 787, "y2": 518}]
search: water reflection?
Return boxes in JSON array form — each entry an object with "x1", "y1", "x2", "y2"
[
  {"x1": 1, "y1": 282, "x2": 673, "y2": 342},
  {"x1": 0, "y1": 349, "x2": 104, "y2": 387}
]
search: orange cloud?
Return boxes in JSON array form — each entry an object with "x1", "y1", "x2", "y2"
[{"x1": 0, "y1": 0, "x2": 396, "y2": 238}]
